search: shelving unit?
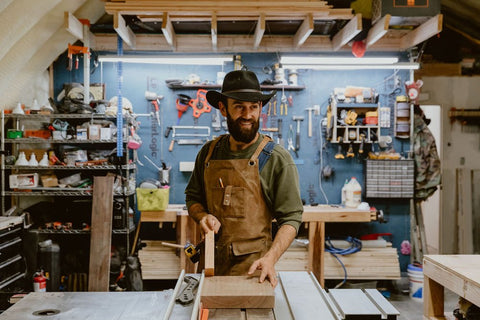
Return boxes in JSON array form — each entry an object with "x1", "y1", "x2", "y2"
[
  {"x1": 1, "y1": 112, "x2": 136, "y2": 291},
  {"x1": 0, "y1": 216, "x2": 25, "y2": 291},
  {"x1": 328, "y1": 96, "x2": 381, "y2": 144},
  {"x1": 165, "y1": 82, "x2": 305, "y2": 91}
]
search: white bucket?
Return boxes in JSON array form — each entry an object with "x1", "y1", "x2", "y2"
[{"x1": 407, "y1": 264, "x2": 423, "y2": 301}]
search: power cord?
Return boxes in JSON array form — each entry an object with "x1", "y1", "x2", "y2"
[{"x1": 325, "y1": 236, "x2": 362, "y2": 288}]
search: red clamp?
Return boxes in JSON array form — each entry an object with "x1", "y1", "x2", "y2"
[{"x1": 188, "y1": 89, "x2": 212, "y2": 118}]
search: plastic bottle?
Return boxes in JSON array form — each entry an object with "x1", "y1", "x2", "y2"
[
  {"x1": 341, "y1": 179, "x2": 348, "y2": 206},
  {"x1": 345, "y1": 177, "x2": 362, "y2": 208}
]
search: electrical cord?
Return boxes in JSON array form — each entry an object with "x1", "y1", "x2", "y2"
[
  {"x1": 325, "y1": 236, "x2": 362, "y2": 288},
  {"x1": 317, "y1": 105, "x2": 329, "y2": 204}
]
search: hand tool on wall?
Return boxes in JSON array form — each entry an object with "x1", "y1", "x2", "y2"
[
  {"x1": 346, "y1": 143, "x2": 355, "y2": 158},
  {"x1": 287, "y1": 124, "x2": 297, "y2": 157},
  {"x1": 292, "y1": 116, "x2": 304, "y2": 153},
  {"x1": 305, "y1": 107, "x2": 315, "y2": 137},
  {"x1": 176, "y1": 94, "x2": 191, "y2": 125},
  {"x1": 280, "y1": 87, "x2": 288, "y2": 115},
  {"x1": 66, "y1": 44, "x2": 89, "y2": 71},
  {"x1": 189, "y1": 89, "x2": 212, "y2": 118},
  {"x1": 277, "y1": 118, "x2": 284, "y2": 146},
  {"x1": 358, "y1": 133, "x2": 366, "y2": 154},
  {"x1": 145, "y1": 91, "x2": 164, "y2": 126},
  {"x1": 168, "y1": 126, "x2": 210, "y2": 151},
  {"x1": 335, "y1": 137, "x2": 345, "y2": 159},
  {"x1": 212, "y1": 109, "x2": 222, "y2": 131}
]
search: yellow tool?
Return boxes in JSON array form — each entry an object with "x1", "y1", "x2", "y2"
[
  {"x1": 335, "y1": 137, "x2": 345, "y2": 159},
  {"x1": 280, "y1": 87, "x2": 288, "y2": 115},
  {"x1": 161, "y1": 241, "x2": 203, "y2": 263},
  {"x1": 273, "y1": 100, "x2": 277, "y2": 116},
  {"x1": 345, "y1": 110, "x2": 358, "y2": 125},
  {"x1": 346, "y1": 143, "x2": 355, "y2": 158}
]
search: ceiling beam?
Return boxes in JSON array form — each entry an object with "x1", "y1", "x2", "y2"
[
  {"x1": 64, "y1": 11, "x2": 96, "y2": 46},
  {"x1": 253, "y1": 14, "x2": 265, "y2": 49},
  {"x1": 293, "y1": 13, "x2": 314, "y2": 48},
  {"x1": 331, "y1": 13, "x2": 362, "y2": 51},
  {"x1": 366, "y1": 14, "x2": 390, "y2": 48},
  {"x1": 161, "y1": 12, "x2": 176, "y2": 49},
  {"x1": 211, "y1": 13, "x2": 217, "y2": 51},
  {"x1": 113, "y1": 12, "x2": 136, "y2": 48},
  {"x1": 400, "y1": 14, "x2": 443, "y2": 50}
]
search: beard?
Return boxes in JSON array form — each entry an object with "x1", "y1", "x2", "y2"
[{"x1": 226, "y1": 111, "x2": 259, "y2": 143}]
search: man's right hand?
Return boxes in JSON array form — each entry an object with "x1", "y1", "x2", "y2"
[{"x1": 199, "y1": 214, "x2": 221, "y2": 234}]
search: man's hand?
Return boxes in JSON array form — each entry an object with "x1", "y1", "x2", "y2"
[
  {"x1": 247, "y1": 255, "x2": 278, "y2": 288},
  {"x1": 199, "y1": 214, "x2": 221, "y2": 234}
]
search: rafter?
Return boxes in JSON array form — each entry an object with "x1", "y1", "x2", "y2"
[
  {"x1": 331, "y1": 13, "x2": 362, "y2": 51},
  {"x1": 253, "y1": 14, "x2": 265, "y2": 49},
  {"x1": 293, "y1": 13, "x2": 314, "y2": 48},
  {"x1": 366, "y1": 14, "x2": 390, "y2": 48},
  {"x1": 400, "y1": 14, "x2": 443, "y2": 50},
  {"x1": 161, "y1": 12, "x2": 176, "y2": 49},
  {"x1": 211, "y1": 12, "x2": 217, "y2": 51},
  {"x1": 113, "y1": 12, "x2": 136, "y2": 48}
]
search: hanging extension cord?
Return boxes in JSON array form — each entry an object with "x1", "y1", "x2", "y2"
[
  {"x1": 325, "y1": 236, "x2": 362, "y2": 288},
  {"x1": 318, "y1": 115, "x2": 329, "y2": 204}
]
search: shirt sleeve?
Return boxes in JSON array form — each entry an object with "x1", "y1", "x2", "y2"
[{"x1": 185, "y1": 143, "x2": 211, "y2": 222}]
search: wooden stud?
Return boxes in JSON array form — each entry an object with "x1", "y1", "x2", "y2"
[
  {"x1": 211, "y1": 12, "x2": 217, "y2": 51},
  {"x1": 161, "y1": 12, "x2": 176, "y2": 49},
  {"x1": 64, "y1": 12, "x2": 84, "y2": 40},
  {"x1": 400, "y1": 14, "x2": 443, "y2": 50},
  {"x1": 88, "y1": 176, "x2": 114, "y2": 292},
  {"x1": 293, "y1": 13, "x2": 313, "y2": 48},
  {"x1": 366, "y1": 14, "x2": 390, "y2": 48},
  {"x1": 253, "y1": 14, "x2": 265, "y2": 49},
  {"x1": 204, "y1": 230, "x2": 215, "y2": 276},
  {"x1": 201, "y1": 276, "x2": 275, "y2": 309},
  {"x1": 113, "y1": 12, "x2": 136, "y2": 48},
  {"x1": 331, "y1": 13, "x2": 362, "y2": 51}
]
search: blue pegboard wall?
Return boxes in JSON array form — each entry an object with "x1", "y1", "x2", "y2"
[{"x1": 53, "y1": 51, "x2": 412, "y2": 271}]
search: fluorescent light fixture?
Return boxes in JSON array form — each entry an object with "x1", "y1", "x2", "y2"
[
  {"x1": 98, "y1": 55, "x2": 232, "y2": 65},
  {"x1": 280, "y1": 56, "x2": 399, "y2": 65},
  {"x1": 282, "y1": 62, "x2": 420, "y2": 70}
]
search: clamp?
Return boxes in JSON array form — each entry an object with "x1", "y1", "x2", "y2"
[{"x1": 287, "y1": 124, "x2": 297, "y2": 158}]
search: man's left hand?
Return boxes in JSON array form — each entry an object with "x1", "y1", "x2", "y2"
[{"x1": 247, "y1": 255, "x2": 278, "y2": 288}]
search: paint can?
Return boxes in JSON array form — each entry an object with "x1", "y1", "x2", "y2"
[{"x1": 408, "y1": 264, "x2": 423, "y2": 301}]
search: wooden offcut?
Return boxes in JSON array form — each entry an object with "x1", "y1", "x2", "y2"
[
  {"x1": 88, "y1": 176, "x2": 114, "y2": 291},
  {"x1": 201, "y1": 276, "x2": 275, "y2": 309},
  {"x1": 204, "y1": 230, "x2": 215, "y2": 276}
]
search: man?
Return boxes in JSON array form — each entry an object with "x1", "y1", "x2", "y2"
[{"x1": 185, "y1": 70, "x2": 303, "y2": 287}]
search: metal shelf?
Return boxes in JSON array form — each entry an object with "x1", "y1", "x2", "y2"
[
  {"x1": 5, "y1": 164, "x2": 136, "y2": 170},
  {"x1": 3, "y1": 113, "x2": 118, "y2": 120},
  {"x1": 29, "y1": 226, "x2": 135, "y2": 235},
  {"x1": 166, "y1": 82, "x2": 305, "y2": 91},
  {"x1": 4, "y1": 138, "x2": 117, "y2": 144},
  {"x1": 4, "y1": 189, "x2": 135, "y2": 197}
]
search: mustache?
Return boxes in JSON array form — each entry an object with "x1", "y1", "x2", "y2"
[{"x1": 235, "y1": 118, "x2": 255, "y2": 124}]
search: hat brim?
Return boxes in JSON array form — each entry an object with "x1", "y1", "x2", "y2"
[{"x1": 206, "y1": 90, "x2": 276, "y2": 109}]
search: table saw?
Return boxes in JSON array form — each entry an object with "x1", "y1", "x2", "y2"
[{"x1": 0, "y1": 271, "x2": 399, "y2": 320}]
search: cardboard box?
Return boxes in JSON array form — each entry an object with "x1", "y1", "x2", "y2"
[
  {"x1": 76, "y1": 126, "x2": 87, "y2": 140},
  {"x1": 41, "y1": 175, "x2": 58, "y2": 187},
  {"x1": 88, "y1": 124, "x2": 101, "y2": 140},
  {"x1": 9, "y1": 173, "x2": 39, "y2": 188},
  {"x1": 100, "y1": 127, "x2": 112, "y2": 140}
]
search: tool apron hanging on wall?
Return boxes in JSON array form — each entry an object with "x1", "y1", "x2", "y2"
[{"x1": 203, "y1": 135, "x2": 273, "y2": 275}]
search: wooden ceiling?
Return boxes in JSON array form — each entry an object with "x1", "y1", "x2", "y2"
[{"x1": 95, "y1": 0, "x2": 443, "y2": 53}]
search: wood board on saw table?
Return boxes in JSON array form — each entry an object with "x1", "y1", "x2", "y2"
[{"x1": 201, "y1": 276, "x2": 275, "y2": 309}]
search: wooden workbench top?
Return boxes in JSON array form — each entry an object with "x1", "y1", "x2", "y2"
[
  {"x1": 141, "y1": 204, "x2": 377, "y2": 223},
  {"x1": 424, "y1": 255, "x2": 480, "y2": 287}
]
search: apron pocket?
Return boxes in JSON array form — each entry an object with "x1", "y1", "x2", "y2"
[
  {"x1": 231, "y1": 237, "x2": 266, "y2": 256},
  {"x1": 211, "y1": 186, "x2": 245, "y2": 218}
]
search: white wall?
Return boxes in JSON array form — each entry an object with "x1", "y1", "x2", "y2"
[{"x1": 421, "y1": 76, "x2": 480, "y2": 253}]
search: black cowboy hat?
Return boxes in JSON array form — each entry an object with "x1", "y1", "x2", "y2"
[{"x1": 206, "y1": 70, "x2": 276, "y2": 109}]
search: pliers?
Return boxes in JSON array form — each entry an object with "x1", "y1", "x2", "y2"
[{"x1": 287, "y1": 125, "x2": 298, "y2": 158}]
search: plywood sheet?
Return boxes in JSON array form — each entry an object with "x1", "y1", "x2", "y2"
[{"x1": 201, "y1": 276, "x2": 275, "y2": 309}]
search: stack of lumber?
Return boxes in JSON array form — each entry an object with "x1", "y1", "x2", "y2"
[
  {"x1": 138, "y1": 240, "x2": 181, "y2": 279},
  {"x1": 276, "y1": 244, "x2": 400, "y2": 280}
]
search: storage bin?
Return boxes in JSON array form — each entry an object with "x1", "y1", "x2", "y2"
[{"x1": 136, "y1": 187, "x2": 169, "y2": 211}]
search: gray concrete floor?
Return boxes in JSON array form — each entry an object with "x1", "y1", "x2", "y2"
[{"x1": 389, "y1": 289, "x2": 459, "y2": 320}]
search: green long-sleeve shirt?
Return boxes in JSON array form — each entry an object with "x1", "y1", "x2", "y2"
[{"x1": 185, "y1": 134, "x2": 303, "y2": 232}]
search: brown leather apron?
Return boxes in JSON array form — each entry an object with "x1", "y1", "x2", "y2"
[{"x1": 203, "y1": 135, "x2": 273, "y2": 275}]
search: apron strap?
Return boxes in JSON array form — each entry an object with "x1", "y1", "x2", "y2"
[
  {"x1": 249, "y1": 135, "x2": 273, "y2": 163},
  {"x1": 204, "y1": 135, "x2": 227, "y2": 164}
]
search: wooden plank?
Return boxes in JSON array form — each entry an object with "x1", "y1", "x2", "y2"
[
  {"x1": 88, "y1": 176, "x2": 114, "y2": 291},
  {"x1": 211, "y1": 12, "x2": 217, "y2": 51},
  {"x1": 278, "y1": 272, "x2": 336, "y2": 319},
  {"x1": 307, "y1": 222, "x2": 324, "y2": 286},
  {"x1": 201, "y1": 276, "x2": 275, "y2": 309},
  {"x1": 161, "y1": 12, "x2": 176, "y2": 48},
  {"x1": 331, "y1": 13, "x2": 362, "y2": 51},
  {"x1": 424, "y1": 275, "x2": 445, "y2": 318},
  {"x1": 141, "y1": 210, "x2": 177, "y2": 222},
  {"x1": 208, "y1": 309, "x2": 244, "y2": 320},
  {"x1": 245, "y1": 309, "x2": 275, "y2": 319},
  {"x1": 415, "y1": 63, "x2": 461, "y2": 78},
  {"x1": 204, "y1": 230, "x2": 215, "y2": 276},
  {"x1": 457, "y1": 168, "x2": 474, "y2": 253},
  {"x1": 293, "y1": 13, "x2": 313, "y2": 48},
  {"x1": 113, "y1": 12, "x2": 136, "y2": 48},
  {"x1": 473, "y1": 170, "x2": 480, "y2": 254},
  {"x1": 366, "y1": 14, "x2": 390, "y2": 48},
  {"x1": 64, "y1": 11, "x2": 84, "y2": 40},
  {"x1": 400, "y1": 14, "x2": 443, "y2": 50},
  {"x1": 253, "y1": 14, "x2": 265, "y2": 49}
]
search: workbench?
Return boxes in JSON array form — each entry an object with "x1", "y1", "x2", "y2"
[
  {"x1": 139, "y1": 204, "x2": 377, "y2": 286},
  {"x1": 423, "y1": 255, "x2": 480, "y2": 319},
  {"x1": 0, "y1": 272, "x2": 399, "y2": 320}
]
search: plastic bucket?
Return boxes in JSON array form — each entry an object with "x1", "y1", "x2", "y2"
[{"x1": 407, "y1": 264, "x2": 423, "y2": 301}]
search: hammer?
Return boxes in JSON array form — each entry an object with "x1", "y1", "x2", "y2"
[
  {"x1": 292, "y1": 116, "x2": 304, "y2": 152},
  {"x1": 145, "y1": 91, "x2": 164, "y2": 126}
]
